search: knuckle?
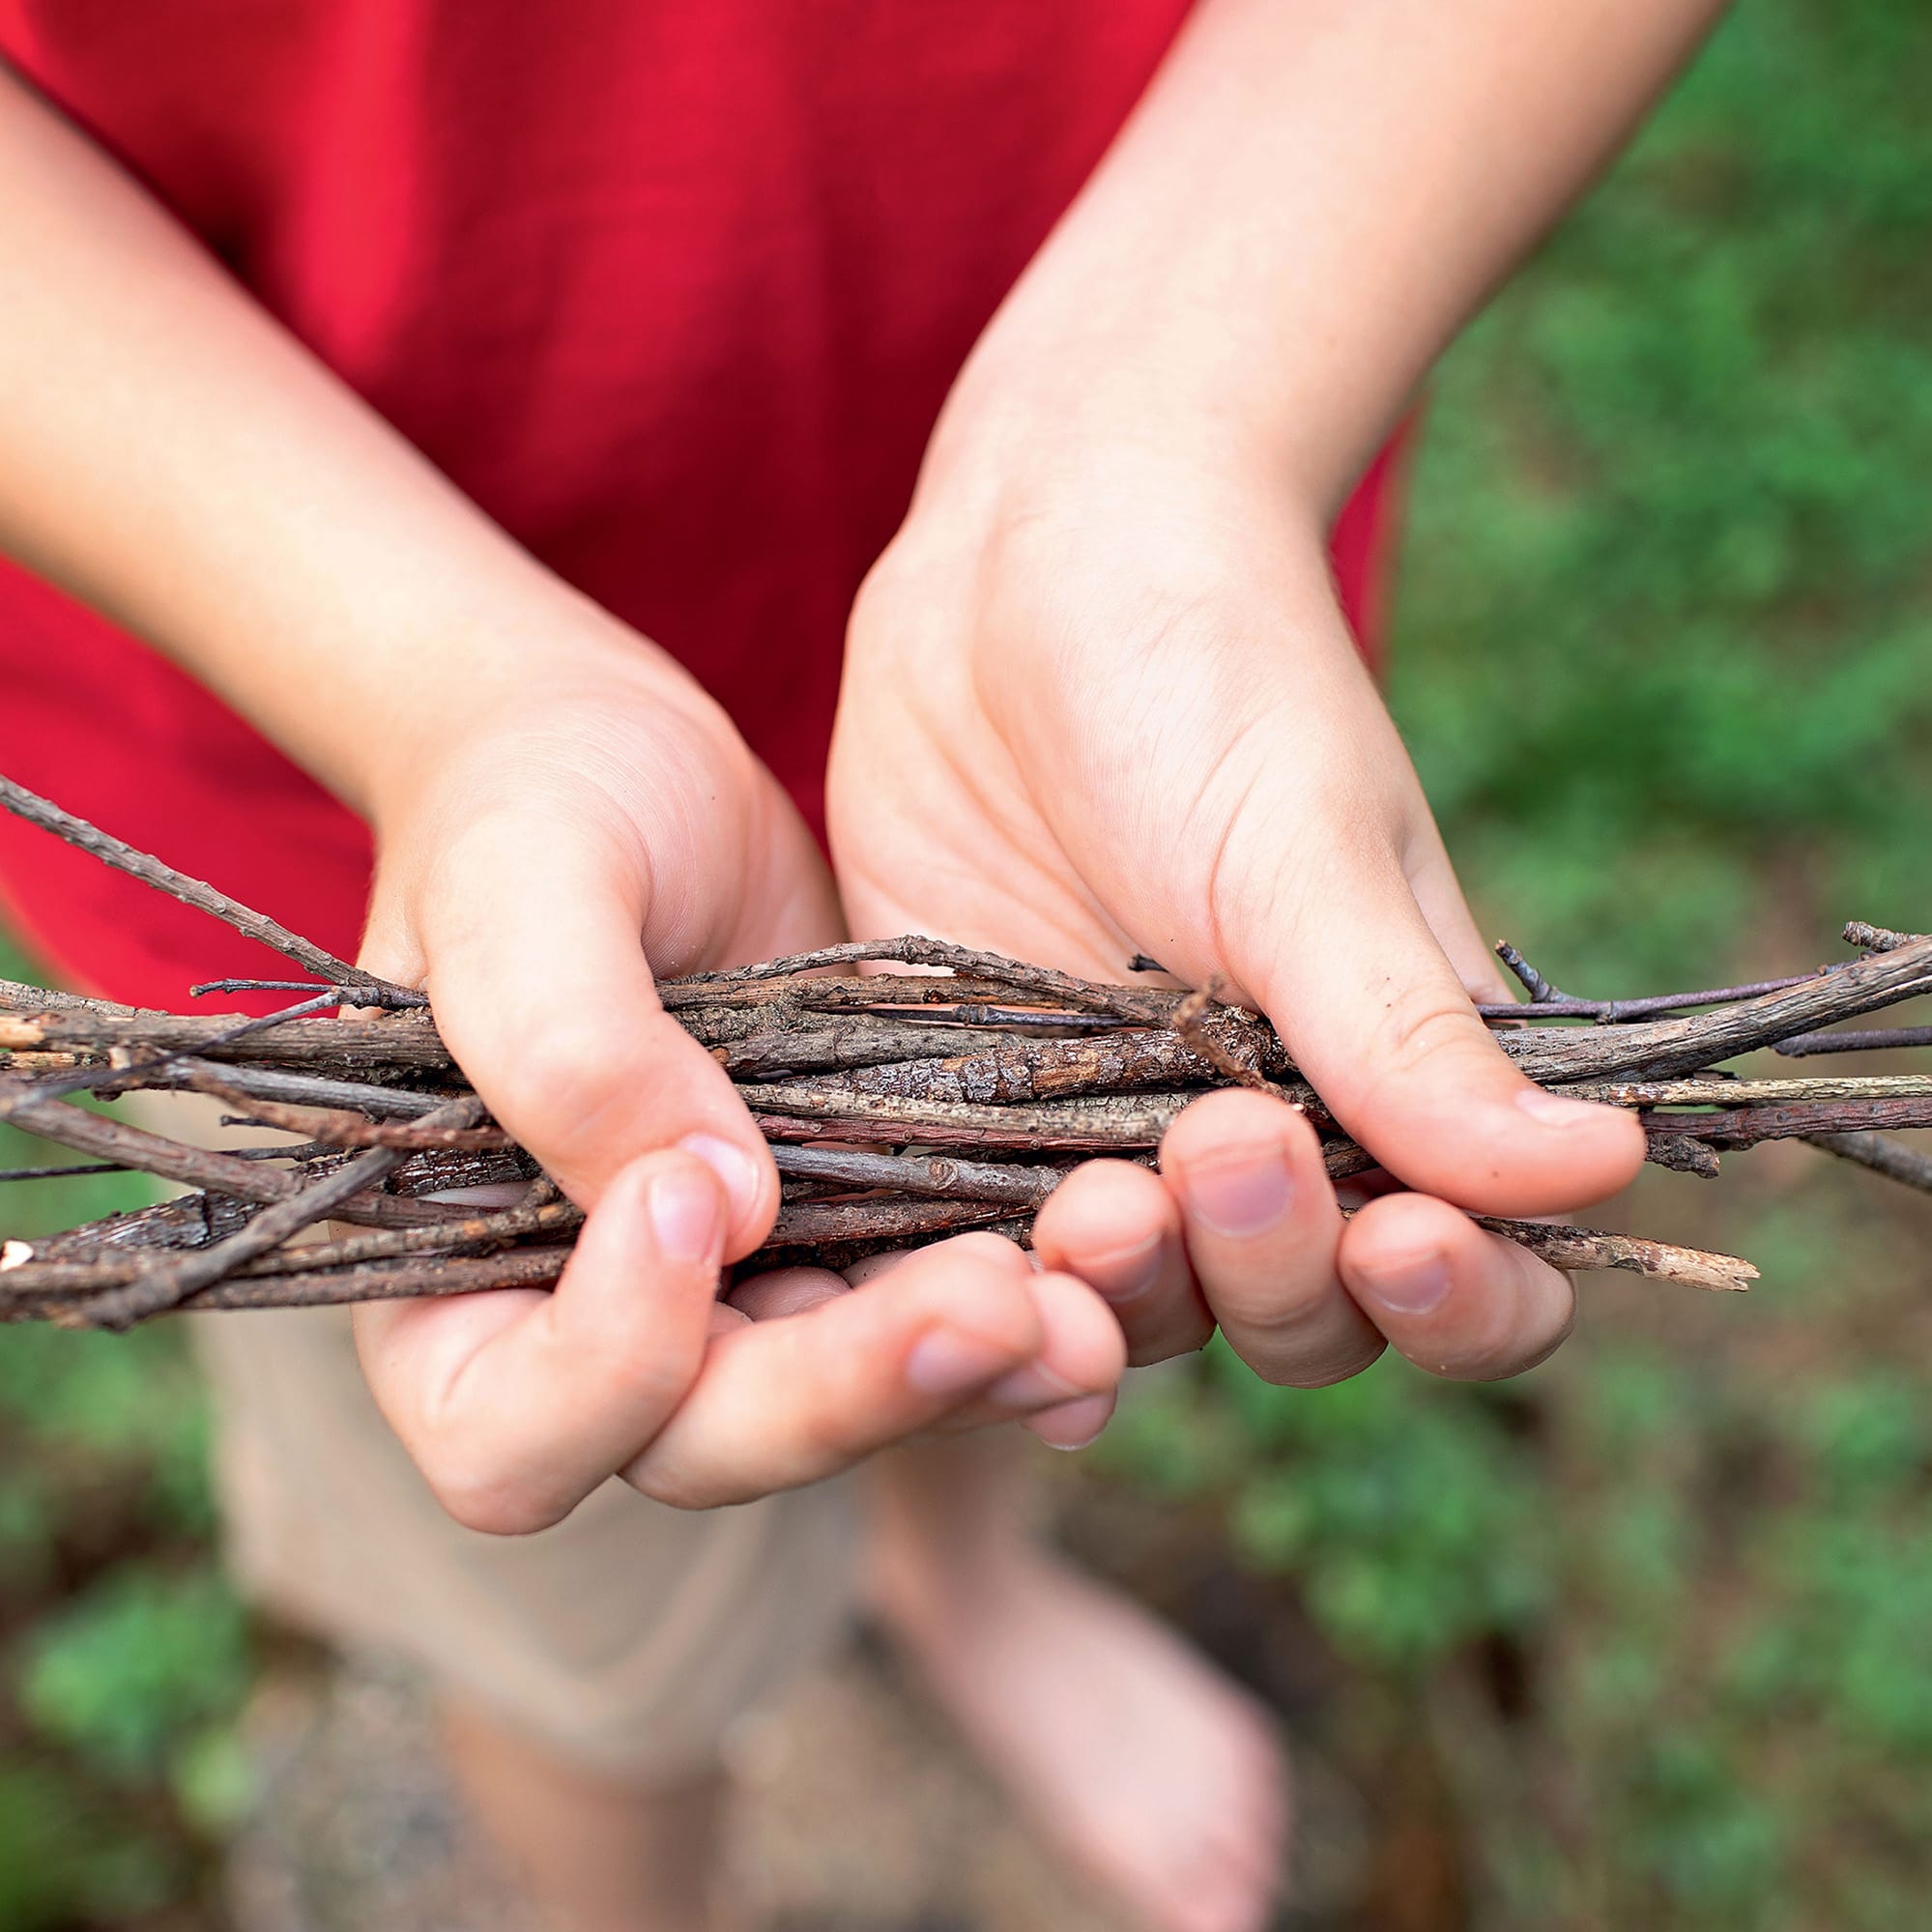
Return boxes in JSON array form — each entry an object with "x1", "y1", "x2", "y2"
[
  {"x1": 594, "y1": 1340, "x2": 697, "y2": 1419},
  {"x1": 1376, "y1": 997, "x2": 1488, "y2": 1084},
  {"x1": 494, "y1": 1020, "x2": 617, "y2": 1121},
  {"x1": 792, "y1": 1402, "x2": 861, "y2": 1472}
]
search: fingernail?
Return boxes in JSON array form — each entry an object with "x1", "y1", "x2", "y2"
[
  {"x1": 905, "y1": 1328, "x2": 1023, "y2": 1397},
  {"x1": 1081, "y1": 1233, "x2": 1164, "y2": 1306},
  {"x1": 1181, "y1": 1147, "x2": 1294, "y2": 1239},
  {"x1": 678, "y1": 1133, "x2": 764, "y2": 1227},
  {"x1": 1516, "y1": 1088, "x2": 1612, "y2": 1131},
  {"x1": 985, "y1": 1361, "x2": 1084, "y2": 1410},
  {"x1": 648, "y1": 1165, "x2": 723, "y2": 1264},
  {"x1": 1357, "y1": 1249, "x2": 1452, "y2": 1314},
  {"x1": 1028, "y1": 1394, "x2": 1114, "y2": 1452}
]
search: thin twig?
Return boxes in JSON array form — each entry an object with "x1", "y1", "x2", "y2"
[
  {"x1": 1471, "y1": 1218, "x2": 1757, "y2": 1293},
  {"x1": 59, "y1": 1094, "x2": 489, "y2": 1330},
  {"x1": 1805, "y1": 1131, "x2": 1932, "y2": 1195},
  {"x1": 0, "y1": 774, "x2": 401, "y2": 995},
  {"x1": 0, "y1": 1161, "x2": 130, "y2": 1183},
  {"x1": 1774, "y1": 1026, "x2": 1932, "y2": 1058}
]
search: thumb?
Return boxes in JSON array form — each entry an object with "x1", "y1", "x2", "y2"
[
  {"x1": 1230, "y1": 829, "x2": 1643, "y2": 1220},
  {"x1": 380, "y1": 807, "x2": 789, "y2": 1255}
]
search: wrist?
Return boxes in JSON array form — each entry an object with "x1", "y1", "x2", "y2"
[
  {"x1": 913, "y1": 332, "x2": 1336, "y2": 577},
  {"x1": 355, "y1": 595, "x2": 734, "y2": 839},
  {"x1": 921, "y1": 229, "x2": 1360, "y2": 533}
]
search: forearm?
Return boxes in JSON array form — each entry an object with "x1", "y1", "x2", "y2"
[
  {"x1": 0, "y1": 66, "x2": 683, "y2": 819},
  {"x1": 947, "y1": 0, "x2": 1726, "y2": 513}
]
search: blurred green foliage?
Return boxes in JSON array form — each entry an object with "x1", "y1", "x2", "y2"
[
  {"x1": 2, "y1": 0, "x2": 1930, "y2": 1925},
  {"x1": 1399, "y1": 0, "x2": 1932, "y2": 987},
  {"x1": 0, "y1": 932, "x2": 252, "y2": 1926},
  {"x1": 1100, "y1": 2, "x2": 1932, "y2": 1924}
]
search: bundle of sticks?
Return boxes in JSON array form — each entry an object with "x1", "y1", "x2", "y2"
[{"x1": 1, "y1": 774, "x2": 1927, "y2": 1331}]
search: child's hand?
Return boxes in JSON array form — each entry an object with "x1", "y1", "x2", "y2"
[
  {"x1": 829, "y1": 432, "x2": 1646, "y2": 1389},
  {"x1": 352, "y1": 632, "x2": 1124, "y2": 1531}
]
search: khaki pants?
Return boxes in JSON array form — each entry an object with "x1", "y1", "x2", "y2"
[{"x1": 138, "y1": 1095, "x2": 863, "y2": 1784}]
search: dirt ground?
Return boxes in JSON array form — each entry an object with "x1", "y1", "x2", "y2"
[{"x1": 221, "y1": 1573, "x2": 1377, "y2": 1932}]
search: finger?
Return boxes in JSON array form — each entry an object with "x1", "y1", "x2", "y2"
[
  {"x1": 840, "y1": 1227, "x2": 1035, "y2": 1291},
  {"x1": 1007, "y1": 1264, "x2": 1132, "y2": 1450},
  {"x1": 1228, "y1": 824, "x2": 1643, "y2": 1218},
  {"x1": 919, "y1": 1267, "x2": 1128, "y2": 1453},
  {"x1": 824, "y1": 1232, "x2": 1129, "y2": 1447},
  {"x1": 621, "y1": 1242, "x2": 1122, "y2": 1508},
  {"x1": 1160, "y1": 1090, "x2": 1385, "y2": 1387},
  {"x1": 725, "y1": 1265, "x2": 849, "y2": 1320},
  {"x1": 1030, "y1": 1158, "x2": 1214, "y2": 1367},
  {"x1": 354, "y1": 1149, "x2": 725, "y2": 1534},
  {"x1": 399, "y1": 805, "x2": 780, "y2": 1253},
  {"x1": 1337, "y1": 1189, "x2": 1575, "y2": 1381}
]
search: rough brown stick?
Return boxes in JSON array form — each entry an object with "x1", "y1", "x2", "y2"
[
  {"x1": 185, "y1": 1074, "x2": 511, "y2": 1150},
  {"x1": 1773, "y1": 1026, "x2": 1932, "y2": 1058},
  {"x1": 770, "y1": 1142, "x2": 1070, "y2": 1206},
  {"x1": 712, "y1": 1018, "x2": 1052, "y2": 1078},
  {"x1": 0, "y1": 977, "x2": 141, "y2": 1017},
  {"x1": 780, "y1": 1018, "x2": 1297, "y2": 1107},
  {"x1": 0, "y1": 1084, "x2": 468, "y2": 1229},
  {"x1": 764, "y1": 1197, "x2": 1022, "y2": 1247},
  {"x1": 1, "y1": 1197, "x2": 588, "y2": 1297},
  {"x1": 659, "y1": 973, "x2": 1035, "y2": 1015},
  {"x1": 61, "y1": 1094, "x2": 491, "y2": 1330},
  {"x1": 1496, "y1": 935, "x2": 1932, "y2": 1082},
  {"x1": 739, "y1": 1083, "x2": 1194, "y2": 1147},
  {"x1": 6, "y1": 1210, "x2": 1765, "y2": 1316},
  {"x1": 1668, "y1": 1096, "x2": 1932, "y2": 1150},
  {"x1": 0, "y1": 1007, "x2": 455, "y2": 1071},
  {"x1": 1471, "y1": 1218, "x2": 1757, "y2": 1292},
  {"x1": 671, "y1": 936, "x2": 1175, "y2": 1022},
  {"x1": 1564, "y1": 1075, "x2": 1932, "y2": 1106},
  {"x1": 0, "y1": 1248, "x2": 574, "y2": 1323}
]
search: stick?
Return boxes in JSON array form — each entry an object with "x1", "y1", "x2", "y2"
[
  {"x1": 770, "y1": 1142, "x2": 1069, "y2": 1207},
  {"x1": 0, "y1": 1249, "x2": 573, "y2": 1323},
  {"x1": 0, "y1": 774, "x2": 401, "y2": 995},
  {"x1": 1471, "y1": 1218, "x2": 1757, "y2": 1293},
  {"x1": 184, "y1": 1073, "x2": 511, "y2": 1150},
  {"x1": 59, "y1": 1094, "x2": 489, "y2": 1330},
  {"x1": 1773, "y1": 1026, "x2": 1932, "y2": 1058},
  {"x1": 670, "y1": 936, "x2": 1173, "y2": 1022},
  {"x1": 1805, "y1": 1131, "x2": 1932, "y2": 1194},
  {"x1": 0, "y1": 1082, "x2": 468, "y2": 1229}
]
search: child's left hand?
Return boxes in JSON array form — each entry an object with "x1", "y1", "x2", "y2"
[{"x1": 829, "y1": 422, "x2": 1644, "y2": 1388}]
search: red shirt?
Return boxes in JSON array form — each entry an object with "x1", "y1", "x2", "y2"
[{"x1": 0, "y1": 1, "x2": 1402, "y2": 1008}]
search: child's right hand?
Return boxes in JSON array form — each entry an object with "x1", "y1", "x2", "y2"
[
  {"x1": 349, "y1": 626, "x2": 1125, "y2": 1533},
  {"x1": 0, "y1": 67, "x2": 1123, "y2": 1528}
]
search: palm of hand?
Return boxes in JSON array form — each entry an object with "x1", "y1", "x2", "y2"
[
  {"x1": 829, "y1": 474, "x2": 1644, "y2": 1386},
  {"x1": 351, "y1": 660, "x2": 1126, "y2": 1529}
]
